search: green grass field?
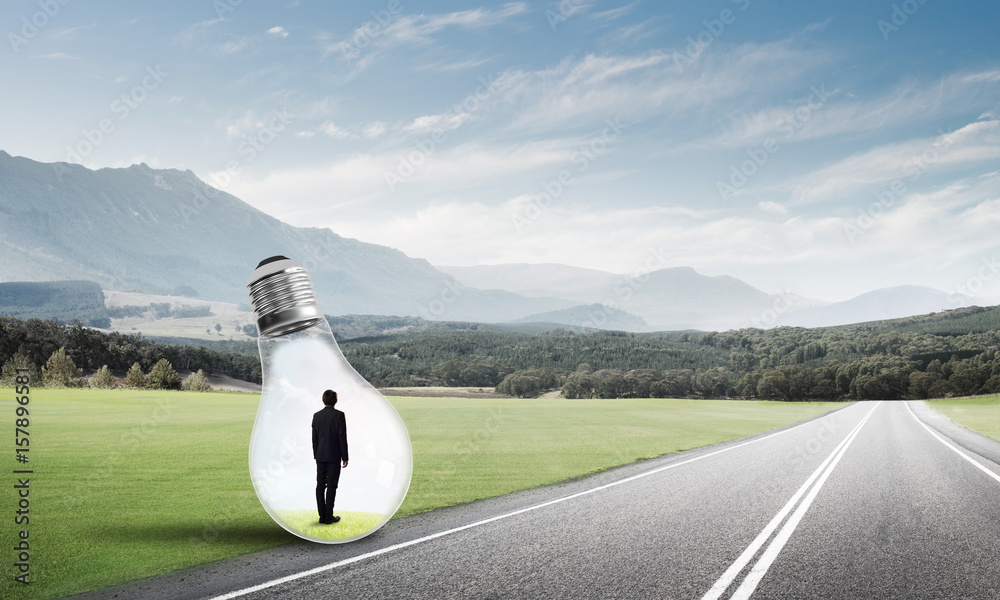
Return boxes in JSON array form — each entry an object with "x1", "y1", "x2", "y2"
[
  {"x1": 926, "y1": 396, "x2": 1000, "y2": 441},
  {"x1": 1, "y1": 388, "x2": 841, "y2": 599}
]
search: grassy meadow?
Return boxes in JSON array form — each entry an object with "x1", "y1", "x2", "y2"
[
  {"x1": 1, "y1": 387, "x2": 842, "y2": 599},
  {"x1": 926, "y1": 396, "x2": 1000, "y2": 441}
]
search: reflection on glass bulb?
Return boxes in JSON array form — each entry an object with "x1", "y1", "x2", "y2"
[{"x1": 247, "y1": 256, "x2": 412, "y2": 543}]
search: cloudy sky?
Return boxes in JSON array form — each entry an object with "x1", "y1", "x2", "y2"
[{"x1": 3, "y1": 0, "x2": 1000, "y2": 302}]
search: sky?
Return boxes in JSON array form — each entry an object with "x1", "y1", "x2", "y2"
[{"x1": 2, "y1": 0, "x2": 1000, "y2": 303}]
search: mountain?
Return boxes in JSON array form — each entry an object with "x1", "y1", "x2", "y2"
[
  {"x1": 439, "y1": 263, "x2": 621, "y2": 302},
  {"x1": 0, "y1": 151, "x2": 571, "y2": 321},
  {"x1": 776, "y1": 286, "x2": 956, "y2": 328},
  {"x1": 443, "y1": 263, "x2": 783, "y2": 330},
  {"x1": 0, "y1": 151, "x2": 969, "y2": 332},
  {"x1": 0, "y1": 280, "x2": 110, "y2": 327},
  {"x1": 516, "y1": 303, "x2": 647, "y2": 330},
  {"x1": 618, "y1": 267, "x2": 780, "y2": 330},
  {"x1": 440, "y1": 263, "x2": 962, "y2": 331}
]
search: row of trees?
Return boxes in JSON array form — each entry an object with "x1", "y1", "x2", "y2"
[
  {"x1": 0, "y1": 316, "x2": 260, "y2": 384},
  {"x1": 1, "y1": 344, "x2": 212, "y2": 391},
  {"x1": 5, "y1": 305, "x2": 1000, "y2": 400},
  {"x1": 106, "y1": 302, "x2": 214, "y2": 319},
  {"x1": 490, "y1": 351, "x2": 1000, "y2": 400}
]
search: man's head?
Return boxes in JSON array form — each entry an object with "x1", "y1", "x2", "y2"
[{"x1": 322, "y1": 389, "x2": 338, "y2": 406}]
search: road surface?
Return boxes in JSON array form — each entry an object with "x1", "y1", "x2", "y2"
[{"x1": 79, "y1": 401, "x2": 1000, "y2": 600}]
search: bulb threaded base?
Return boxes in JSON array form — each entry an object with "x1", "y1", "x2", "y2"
[{"x1": 247, "y1": 256, "x2": 324, "y2": 338}]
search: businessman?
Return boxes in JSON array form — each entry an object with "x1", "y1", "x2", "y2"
[{"x1": 312, "y1": 389, "x2": 349, "y2": 524}]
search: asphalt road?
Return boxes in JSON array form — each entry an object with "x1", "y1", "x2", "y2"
[{"x1": 80, "y1": 401, "x2": 1000, "y2": 600}]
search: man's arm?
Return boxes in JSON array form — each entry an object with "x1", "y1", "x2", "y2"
[
  {"x1": 311, "y1": 414, "x2": 318, "y2": 458},
  {"x1": 340, "y1": 412, "x2": 349, "y2": 467}
]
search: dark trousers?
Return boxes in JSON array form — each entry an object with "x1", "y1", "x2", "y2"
[{"x1": 316, "y1": 461, "x2": 342, "y2": 521}]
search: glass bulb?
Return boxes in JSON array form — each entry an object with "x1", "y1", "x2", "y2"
[{"x1": 246, "y1": 256, "x2": 412, "y2": 543}]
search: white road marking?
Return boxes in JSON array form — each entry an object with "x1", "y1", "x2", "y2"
[
  {"x1": 727, "y1": 401, "x2": 879, "y2": 600},
  {"x1": 206, "y1": 407, "x2": 852, "y2": 600},
  {"x1": 701, "y1": 401, "x2": 878, "y2": 600},
  {"x1": 905, "y1": 401, "x2": 1000, "y2": 485}
]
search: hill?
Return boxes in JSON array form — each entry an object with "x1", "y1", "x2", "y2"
[
  {"x1": 775, "y1": 286, "x2": 955, "y2": 328},
  {"x1": 442, "y1": 263, "x2": 967, "y2": 330},
  {"x1": 0, "y1": 150, "x2": 976, "y2": 331},
  {"x1": 0, "y1": 151, "x2": 569, "y2": 321},
  {"x1": 516, "y1": 303, "x2": 647, "y2": 330},
  {"x1": 0, "y1": 280, "x2": 109, "y2": 327}
]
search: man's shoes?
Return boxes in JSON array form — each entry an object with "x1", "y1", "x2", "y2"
[{"x1": 329, "y1": 516, "x2": 341, "y2": 523}]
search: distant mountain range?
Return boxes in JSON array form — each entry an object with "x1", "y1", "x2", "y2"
[
  {"x1": 0, "y1": 151, "x2": 571, "y2": 321},
  {"x1": 772, "y1": 286, "x2": 957, "y2": 329},
  {"x1": 440, "y1": 264, "x2": 973, "y2": 330},
  {"x1": 0, "y1": 151, "x2": 977, "y2": 332}
]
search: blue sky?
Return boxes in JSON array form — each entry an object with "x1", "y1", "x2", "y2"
[{"x1": 3, "y1": 0, "x2": 1000, "y2": 302}]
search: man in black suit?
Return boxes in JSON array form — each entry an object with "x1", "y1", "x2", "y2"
[{"x1": 312, "y1": 389, "x2": 349, "y2": 524}]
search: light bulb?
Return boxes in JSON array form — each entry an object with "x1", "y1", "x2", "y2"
[{"x1": 246, "y1": 256, "x2": 412, "y2": 543}]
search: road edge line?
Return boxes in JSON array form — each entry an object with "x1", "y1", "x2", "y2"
[
  {"x1": 205, "y1": 406, "x2": 854, "y2": 600},
  {"x1": 905, "y1": 401, "x2": 1000, "y2": 485}
]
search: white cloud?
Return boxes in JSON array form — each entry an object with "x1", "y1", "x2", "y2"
[
  {"x1": 319, "y1": 121, "x2": 354, "y2": 139},
  {"x1": 296, "y1": 131, "x2": 315, "y2": 138},
  {"x1": 174, "y1": 18, "x2": 224, "y2": 48},
  {"x1": 48, "y1": 24, "x2": 96, "y2": 40},
  {"x1": 414, "y1": 56, "x2": 494, "y2": 72},
  {"x1": 32, "y1": 53, "x2": 79, "y2": 60},
  {"x1": 222, "y1": 109, "x2": 295, "y2": 138},
  {"x1": 777, "y1": 119, "x2": 1000, "y2": 205},
  {"x1": 298, "y1": 98, "x2": 337, "y2": 119},
  {"x1": 325, "y1": 3, "x2": 528, "y2": 74},
  {"x1": 600, "y1": 19, "x2": 659, "y2": 47},
  {"x1": 362, "y1": 121, "x2": 388, "y2": 139},
  {"x1": 961, "y1": 69, "x2": 1000, "y2": 84},
  {"x1": 317, "y1": 171, "x2": 1000, "y2": 301},
  {"x1": 497, "y1": 38, "x2": 830, "y2": 132},
  {"x1": 697, "y1": 68, "x2": 1000, "y2": 149},
  {"x1": 217, "y1": 37, "x2": 251, "y2": 55},
  {"x1": 174, "y1": 18, "x2": 252, "y2": 56},
  {"x1": 758, "y1": 201, "x2": 788, "y2": 214},
  {"x1": 402, "y1": 112, "x2": 472, "y2": 135},
  {"x1": 266, "y1": 26, "x2": 289, "y2": 38},
  {"x1": 590, "y1": 1, "x2": 641, "y2": 21},
  {"x1": 220, "y1": 137, "x2": 590, "y2": 223}
]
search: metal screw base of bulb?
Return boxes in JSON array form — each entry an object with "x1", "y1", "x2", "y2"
[{"x1": 247, "y1": 256, "x2": 324, "y2": 338}]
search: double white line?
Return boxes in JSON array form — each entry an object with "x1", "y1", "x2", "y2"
[{"x1": 702, "y1": 401, "x2": 881, "y2": 600}]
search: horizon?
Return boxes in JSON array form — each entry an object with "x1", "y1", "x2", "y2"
[{"x1": 3, "y1": 1, "x2": 1000, "y2": 305}]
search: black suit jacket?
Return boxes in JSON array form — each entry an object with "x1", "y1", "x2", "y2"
[{"x1": 312, "y1": 405, "x2": 349, "y2": 462}]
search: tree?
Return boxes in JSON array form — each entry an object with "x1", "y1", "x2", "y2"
[
  {"x1": 908, "y1": 370, "x2": 940, "y2": 399},
  {"x1": 124, "y1": 362, "x2": 147, "y2": 388},
  {"x1": 147, "y1": 358, "x2": 181, "y2": 390},
  {"x1": 1, "y1": 346, "x2": 42, "y2": 385},
  {"x1": 184, "y1": 369, "x2": 212, "y2": 391},
  {"x1": 562, "y1": 371, "x2": 595, "y2": 399},
  {"x1": 431, "y1": 359, "x2": 464, "y2": 386},
  {"x1": 596, "y1": 372, "x2": 629, "y2": 399},
  {"x1": 496, "y1": 373, "x2": 542, "y2": 397},
  {"x1": 90, "y1": 365, "x2": 116, "y2": 388},
  {"x1": 927, "y1": 379, "x2": 955, "y2": 398},
  {"x1": 42, "y1": 347, "x2": 82, "y2": 387}
]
